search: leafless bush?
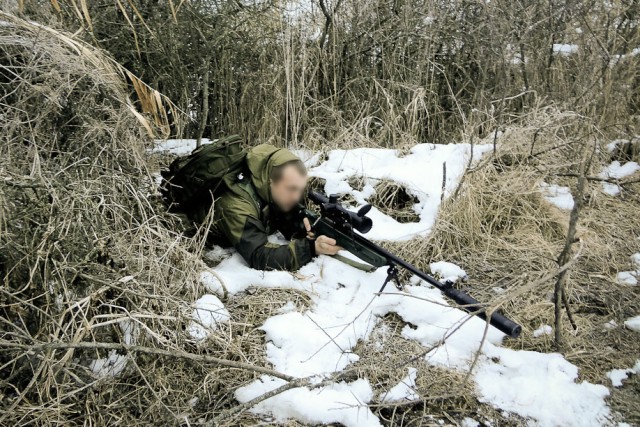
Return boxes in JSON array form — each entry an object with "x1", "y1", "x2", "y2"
[
  {"x1": 11, "y1": 0, "x2": 640, "y2": 148},
  {"x1": 0, "y1": 14, "x2": 274, "y2": 425}
]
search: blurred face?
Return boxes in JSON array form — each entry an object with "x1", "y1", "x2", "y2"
[{"x1": 270, "y1": 164, "x2": 307, "y2": 212}]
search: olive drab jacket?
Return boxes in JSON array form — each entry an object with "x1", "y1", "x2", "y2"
[{"x1": 210, "y1": 144, "x2": 316, "y2": 271}]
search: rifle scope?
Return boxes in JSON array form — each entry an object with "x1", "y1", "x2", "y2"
[{"x1": 308, "y1": 191, "x2": 373, "y2": 234}]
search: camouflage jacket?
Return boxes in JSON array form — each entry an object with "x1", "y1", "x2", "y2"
[{"x1": 210, "y1": 144, "x2": 315, "y2": 271}]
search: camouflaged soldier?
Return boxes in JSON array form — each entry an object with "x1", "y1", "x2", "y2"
[{"x1": 210, "y1": 144, "x2": 341, "y2": 270}]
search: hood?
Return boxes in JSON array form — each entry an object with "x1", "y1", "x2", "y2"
[{"x1": 246, "y1": 144, "x2": 301, "y2": 203}]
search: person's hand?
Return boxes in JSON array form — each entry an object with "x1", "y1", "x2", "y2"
[
  {"x1": 314, "y1": 235, "x2": 342, "y2": 255},
  {"x1": 303, "y1": 217, "x2": 314, "y2": 239},
  {"x1": 302, "y1": 217, "x2": 342, "y2": 255}
]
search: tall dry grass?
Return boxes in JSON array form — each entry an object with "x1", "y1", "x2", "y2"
[
  {"x1": 0, "y1": 14, "x2": 284, "y2": 425},
  {"x1": 10, "y1": 0, "x2": 640, "y2": 148}
]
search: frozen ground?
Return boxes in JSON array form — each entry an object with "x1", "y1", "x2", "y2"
[{"x1": 149, "y1": 139, "x2": 627, "y2": 426}]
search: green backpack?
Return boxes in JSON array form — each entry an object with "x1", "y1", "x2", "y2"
[{"x1": 160, "y1": 135, "x2": 247, "y2": 220}]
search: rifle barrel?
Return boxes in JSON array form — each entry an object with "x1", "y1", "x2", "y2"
[{"x1": 348, "y1": 229, "x2": 522, "y2": 338}]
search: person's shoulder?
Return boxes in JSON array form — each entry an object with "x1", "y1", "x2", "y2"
[{"x1": 216, "y1": 189, "x2": 258, "y2": 217}]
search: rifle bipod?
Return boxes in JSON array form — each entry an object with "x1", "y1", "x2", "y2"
[{"x1": 378, "y1": 264, "x2": 403, "y2": 293}]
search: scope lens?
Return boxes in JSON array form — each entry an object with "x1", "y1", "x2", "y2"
[{"x1": 354, "y1": 216, "x2": 372, "y2": 234}]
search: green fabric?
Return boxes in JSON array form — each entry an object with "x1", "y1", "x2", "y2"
[
  {"x1": 161, "y1": 135, "x2": 246, "y2": 221},
  {"x1": 209, "y1": 144, "x2": 314, "y2": 271},
  {"x1": 213, "y1": 191, "x2": 258, "y2": 244},
  {"x1": 331, "y1": 254, "x2": 377, "y2": 272},
  {"x1": 246, "y1": 144, "x2": 301, "y2": 204}
]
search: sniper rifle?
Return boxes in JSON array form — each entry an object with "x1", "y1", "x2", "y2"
[{"x1": 304, "y1": 191, "x2": 522, "y2": 338}]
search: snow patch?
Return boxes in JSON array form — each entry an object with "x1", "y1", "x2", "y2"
[
  {"x1": 430, "y1": 261, "x2": 468, "y2": 283},
  {"x1": 533, "y1": 324, "x2": 553, "y2": 338},
  {"x1": 606, "y1": 360, "x2": 640, "y2": 387},
  {"x1": 617, "y1": 271, "x2": 638, "y2": 286},
  {"x1": 235, "y1": 376, "x2": 381, "y2": 427},
  {"x1": 624, "y1": 315, "x2": 640, "y2": 332},
  {"x1": 553, "y1": 44, "x2": 579, "y2": 55},
  {"x1": 88, "y1": 319, "x2": 138, "y2": 378},
  {"x1": 188, "y1": 294, "x2": 230, "y2": 340},
  {"x1": 631, "y1": 253, "x2": 640, "y2": 268},
  {"x1": 539, "y1": 182, "x2": 574, "y2": 210},
  {"x1": 616, "y1": 250, "x2": 640, "y2": 285},
  {"x1": 277, "y1": 300, "x2": 297, "y2": 314},
  {"x1": 476, "y1": 347, "x2": 610, "y2": 427},
  {"x1": 380, "y1": 368, "x2": 419, "y2": 402},
  {"x1": 461, "y1": 418, "x2": 480, "y2": 427},
  {"x1": 199, "y1": 270, "x2": 226, "y2": 295},
  {"x1": 151, "y1": 138, "x2": 214, "y2": 155},
  {"x1": 603, "y1": 320, "x2": 618, "y2": 330},
  {"x1": 89, "y1": 350, "x2": 128, "y2": 378},
  {"x1": 599, "y1": 161, "x2": 640, "y2": 195}
]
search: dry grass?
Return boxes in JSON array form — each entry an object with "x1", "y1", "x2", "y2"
[
  {"x1": 2, "y1": 11, "x2": 639, "y2": 427},
  {"x1": 405, "y1": 109, "x2": 640, "y2": 424},
  {"x1": 0, "y1": 14, "x2": 269, "y2": 426}
]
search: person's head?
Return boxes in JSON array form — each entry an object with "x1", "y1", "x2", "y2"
[{"x1": 269, "y1": 159, "x2": 307, "y2": 212}]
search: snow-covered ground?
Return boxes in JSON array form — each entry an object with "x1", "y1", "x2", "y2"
[
  {"x1": 148, "y1": 138, "x2": 627, "y2": 426},
  {"x1": 540, "y1": 182, "x2": 574, "y2": 210},
  {"x1": 600, "y1": 140, "x2": 640, "y2": 195},
  {"x1": 201, "y1": 250, "x2": 611, "y2": 427},
  {"x1": 296, "y1": 143, "x2": 493, "y2": 241}
]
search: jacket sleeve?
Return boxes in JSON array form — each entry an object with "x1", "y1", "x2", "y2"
[{"x1": 217, "y1": 198, "x2": 315, "y2": 271}]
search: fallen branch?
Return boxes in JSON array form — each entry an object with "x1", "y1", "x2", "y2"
[
  {"x1": 0, "y1": 340, "x2": 294, "y2": 382},
  {"x1": 207, "y1": 368, "x2": 359, "y2": 425}
]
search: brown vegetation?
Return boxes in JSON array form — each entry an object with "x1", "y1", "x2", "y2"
[{"x1": 1, "y1": 1, "x2": 639, "y2": 426}]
